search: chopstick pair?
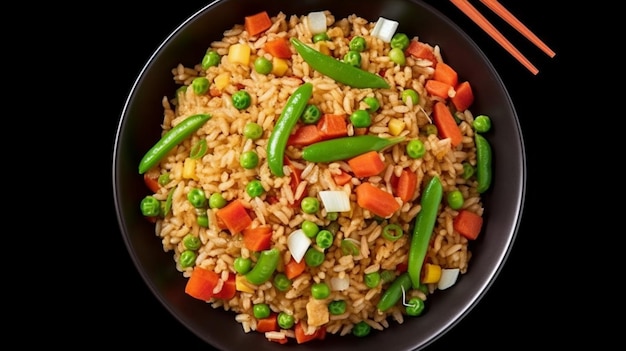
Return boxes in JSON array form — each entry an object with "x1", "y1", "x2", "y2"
[{"x1": 449, "y1": 0, "x2": 555, "y2": 75}]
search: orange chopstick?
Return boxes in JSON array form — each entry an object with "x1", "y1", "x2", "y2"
[
  {"x1": 480, "y1": 0, "x2": 556, "y2": 58},
  {"x1": 449, "y1": 0, "x2": 539, "y2": 75}
]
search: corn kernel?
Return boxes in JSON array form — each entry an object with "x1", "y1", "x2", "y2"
[
  {"x1": 316, "y1": 42, "x2": 330, "y2": 56},
  {"x1": 183, "y1": 158, "x2": 198, "y2": 180},
  {"x1": 235, "y1": 274, "x2": 255, "y2": 293},
  {"x1": 214, "y1": 73, "x2": 230, "y2": 90},
  {"x1": 228, "y1": 43, "x2": 251, "y2": 65},
  {"x1": 271, "y1": 57, "x2": 288, "y2": 76},
  {"x1": 388, "y1": 118, "x2": 406, "y2": 136},
  {"x1": 421, "y1": 263, "x2": 442, "y2": 284}
]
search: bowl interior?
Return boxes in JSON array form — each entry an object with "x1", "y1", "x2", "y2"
[{"x1": 113, "y1": 0, "x2": 525, "y2": 350}]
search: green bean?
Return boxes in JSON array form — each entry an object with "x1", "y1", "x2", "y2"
[
  {"x1": 407, "y1": 176, "x2": 443, "y2": 288},
  {"x1": 302, "y1": 135, "x2": 405, "y2": 163},
  {"x1": 267, "y1": 83, "x2": 313, "y2": 176},
  {"x1": 245, "y1": 248, "x2": 280, "y2": 285},
  {"x1": 138, "y1": 114, "x2": 212, "y2": 174},
  {"x1": 377, "y1": 272, "x2": 412, "y2": 311},
  {"x1": 162, "y1": 188, "x2": 174, "y2": 217},
  {"x1": 291, "y1": 38, "x2": 389, "y2": 89},
  {"x1": 475, "y1": 134, "x2": 492, "y2": 193}
]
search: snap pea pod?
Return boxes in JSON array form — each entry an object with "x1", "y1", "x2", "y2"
[
  {"x1": 302, "y1": 135, "x2": 405, "y2": 163},
  {"x1": 376, "y1": 272, "x2": 412, "y2": 312},
  {"x1": 407, "y1": 176, "x2": 443, "y2": 289},
  {"x1": 290, "y1": 38, "x2": 390, "y2": 89},
  {"x1": 245, "y1": 247, "x2": 280, "y2": 285},
  {"x1": 475, "y1": 133, "x2": 492, "y2": 193},
  {"x1": 267, "y1": 82, "x2": 313, "y2": 176},
  {"x1": 138, "y1": 113, "x2": 212, "y2": 174}
]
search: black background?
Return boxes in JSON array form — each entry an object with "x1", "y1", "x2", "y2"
[{"x1": 103, "y1": 0, "x2": 580, "y2": 349}]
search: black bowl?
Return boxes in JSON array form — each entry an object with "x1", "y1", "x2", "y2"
[{"x1": 112, "y1": 0, "x2": 525, "y2": 350}]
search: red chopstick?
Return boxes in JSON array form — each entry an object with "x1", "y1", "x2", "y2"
[
  {"x1": 480, "y1": 0, "x2": 556, "y2": 58},
  {"x1": 449, "y1": 0, "x2": 539, "y2": 75}
]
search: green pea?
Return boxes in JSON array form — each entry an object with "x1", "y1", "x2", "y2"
[
  {"x1": 179, "y1": 250, "x2": 197, "y2": 268},
  {"x1": 328, "y1": 300, "x2": 347, "y2": 315},
  {"x1": 157, "y1": 173, "x2": 170, "y2": 186},
  {"x1": 240, "y1": 150, "x2": 259, "y2": 169},
  {"x1": 349, "y1": 36, "x2": 367, "y2": 52},
  {"x1": 301, "y1": 220, "x2": 319, "y2": 238},
  {"x1": 253, "y1": 56, "x2": 272, "y2": 75},
  {"x1": 277, "y1": 312, "x2": 295, "y2": 329},
  {"x1": 201, "y1": 50, "x2": 221, "y2": 70},
  {"x1": 447, "y1": 190, "x2": 464, "y2": 210},
  {"x1": 343, "y1": 50, "x2": 361, "y2": 68},
  {"x1": 473, "y1": 115, "x2": 492, "y2": 133},
  {"x1": 253, "y1": 303, "x2": 271, "y2": 319},
  {"x1": 326, "y1": 212, "x2": 338, "y2": 221},
  {"x1": 311, "y1": 282, "x2": 330, "y2": 299},
  {"x1": 390, "y1": 33, "x2": 410, "y2": 50},
  {"x1": 462, "y1": 162, "x2": 475, "y2": 180},
  {"x1": 234, "y1": 256, "x2": 252, "y2": 274},
  {"x1": 349, "y1": 109, "x2": 372, "y2": 128},
  {"x1": 176, "y1": 85, "x2": 187, "y2": 98},
  {"x1": 140, "y1": 196, "x2": 161, "y2": 217},
  {"x1": 405, "y1": 297, "x2": 425, "y2": 316},
  {"x1": 182, "y1": 234, "x2": 201, "y2": 251},
  {"x1": 406, "y1": 139, "x2": 425, "y2": 159},
  {"x1": 315, "y1": 229, "x2": 334, "y2": 249},
  {"x1": 232, "y1": 90, "x2": 251, "y2": 110},
  {"x1": 243, "y1": 122, "x2": 263, "y2": 140},
  {"x1": 273, "y1": 272, "x2": 291, "y2": 291},
  {"x1": 246, "y1": 180, "x2": 265, "y2": 198},
  {"x1": 301, "y1": 104, "x2": 321, "y2": 124},
  {"x1": 187, "y1": 188, "x2": 207, "y2": 208},
  {"x1": 364, "y1": 271, "x2": 381, "y2": 288},
  {"x1": 362, "y1": 96, "x2": 380, "y2": 112},
  {"x1": 208, "y1": 193, "x2": 227, "y2": 209},
  {"x1": 312, "y1": 32, "x2": 330, "y2": 43},
  {"x1": 300, "y1": 196, "x2": 319, "y2": 214},
  {"x1": 196, "y1": 212, "x2": 209, "y2": 227},
  {"x1": 192, "y1": 77, "x2": 210, "y2": 95},
  {"x1": 423, "y1": 124, "x2": 438, "y2": 136},
  {"x1": 304, "y1": 247, "x2": 325, "y2": 267},
  {"x1": 401, "y1": 89, "x2": 419, "y2": 105},
  {"x1": 389, "y1": 47, "x2": 406, "y2": 66},
  {"x1": 352, "y1": 321, "x2": 371, "y2": 337}
]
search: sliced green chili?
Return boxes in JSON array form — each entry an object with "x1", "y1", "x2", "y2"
[
  {"x1": 290, "y1": 38, "x2": 389, "y2": 89},
  {"x1": 190, "y1": 139, "x2": 208, "y2": 159},
  {"x1": 407, "y1": 176, "x2": 443, "y2": 288},
  {"x1": 245, "y1": 248, "x2": 280, "y2": 285},
  {"x1": 382, "y1": 223, "x2": 403, "y2": 241},
  {"x1": 267, "y1": 83, "x2": 313, "y2": 176},
  {"x1": 340, "y1": 238, "x2": 360, "y2": 256},
  {"x1": 302, "y1": 135, "x2": 405, "y2": 163},
  {"x1": 377, "y1": 272, "x2": 412, "y2": 311},
  {"x1": 475, "y1": 134, "x2": 492, "y2": 193},
  {"x1": 162, "y1": 188, "x2": 175, "y2": 217}
]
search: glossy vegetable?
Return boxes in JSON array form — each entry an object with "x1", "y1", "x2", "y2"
[
  {"x1": 318, "y1": 190, "x2": 350, "y2": 212},
  {"x1": 433, "y1": 62, "x2": 459, "y2": 87},
  {"x1": 277, "y1": 312, "x2": 295, "y2": 329},
  {"x1": 192, "y1": 77, "x2": 210, "y2": 95},
  {"x1": 140, "y1": 196, "x2": 160, "y2": 217},
  {"x1": 179, "y1": 250, "x2": 197, "y2": 268},
  {"x1": 294, "y1": 322, "x2": 326, "y2": 343},
  {"x1": 302, "y1": 135, "x2": 405, "y2": 163},
  {"x1": 446, "y1": 189, "x2": 465, "y2": 210},
  {"x1": 348, "y1": 151, "x2": 385, "y2": 178},
  {"x1": 349, "y1": 109, "x2": 371, "y2": 128},
  {"x1": 432, "y1": 102, "x2": 463, "y2": 147},
  {"x1": 311, "y1": 282, "x2": 331, "y2": 299},
  {"x1": 307, "y1": 11, "x2": 327, "y2": 34},
  {"x1": 189, "y1": 139, "x2": 208, "y2": 159},
  {"x1": 390, "y1": 33, "x2": 410, "y2": 50},
  {"x1": 232, "y1": 90, "x2": 251, "y2": 110},
  {"x1": 405, "y1": 40, "x2": 438, "y2": 63},
  {"x1": 187, "y1": 188, "x2": 207, "y2": 208},
  {"x1": 371, "y1": 17, "x2": 399, "y2": 43},
  {"x1": 406, "y1": 139, "x2": 425, "y2": 159},
  {"x1": 182, "y1": 234, "x2": 201, "y2": 250},
  {"x1": 453, "y1": 209, "x2": 484, "y2": 240},
  {"x1": 315, "y1": 229, "x2": 334, "y2": 249},
  {"x1": 301, "y1": 104, "x2": 321, "y2": 124},
  {"x1": 343, "y1": 50, "x2": 362, "y2": 67},
  {"x1": 377, "y1": 272, "x2": 412, "y2": 311},
  {"x1": 253, "y1": 303, "x2": 271, "y2": 319},
  {"x1": 364, "y1": 271, "x2": 381, "y2": 288},
  {"x1": 349, "y1": 36, "x2": 367, "y2": 51},
  {"x1": 215, "y1": 199, "x2": 252, "y2": 234},
  {"x1": 475, "y1": 133, "x2": 492, "y2": 193},
  {"x1": 437, "y1": 268, "x2": 460, "y2": 290},
  {"x1": 243, "y1": 226, "x2": 273, "y2": 251},
  {"x1": 243, "y1": 122, "x2": 263, "y2": 140},
  {"x1": 395, "y1": 169, "x2": 417, "y2": 202},
  {"x1": 256, "y1": 313, "x2": 279, "y2": 332},
  {"x1": 245, "y1": 179, "x2": 265, "y2": 197},
  {"x1": 405, "y1": 297, "x2": 425, "y2": 316},
  {"x1": 352, "y1": 321, "x2": 372, "y2": 337},
  {"x1": 290, "y1": 38, "x2": 389, "y2": 89},
  {"x1": 273, "y1": 273, "x2": 291, "y2": 291},
  {"x1": 287, "y1": 228, "x2": 312, "y2": 263},
  {"x1": 208, "y1": 192, "x2": 226, "y2": 209},
  {"x1": 328, "y1": 300, "x2": 347, "y2": 315},
  {"x1": 253, "y1": 56, "x2": 272, "y2": 75},
  {"x1": 317, "y1": 113, "x2": 348, "y2": 140},
  {"x1": 138, "y1": 113, "x2": 211, "y2": 174},
  {"x1": 301, "y1": 196, "x2": 319, "y2": 214},
  {"x1": 184, "y1": 266, "x2": 219, "y2": 301},
  {"x1": 304, "y1": 247, "x2": 325, "y2": 267},
  {"x1": 234, "y1": 256, "x2": 252, "y2": 274},
  {"x1": 355, "y1": 182, "x2": 400, "y2": 218},
  {"x1": 267, "y1": 82, "x2": 313, "y2": 176},
  {"x1": 382, "y1": 223, "x2": 403, "y2": 241},
  {"x1": 245, "y1": 247, "x2": 280, "y2": 285},
  {"x1": 425, "y1": 79, "x2": 452, "y2": 100},
  {"x1": 244, "y1": 11, "x2": 272, "y2": 36},
  {"x1": 450, "y1": 81, "x2": 474, "y2": 111},
  {"x1": 473, "y1": 114, "x2": 492, "y2": 133},
  {"x1": 407, "y1": 176, "x2": 443, "y2": 288},
  {"x1": 284, "y1": 258, "x2": 306, "y2": 279},
  {"x1": 264, "y1": 37, "x2": 292, "y2": 59},
  {"x1": 201, "y1": 50, "x2": 220, "y2": 69},
  {"x1": 401, "y1": 89, "x2": 419, "y2": 105},
  {"x1": 239, "y1": 150, "x2": 259, "y2": 169}
]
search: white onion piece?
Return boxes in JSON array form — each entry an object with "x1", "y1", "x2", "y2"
[
  {"x1": 437, "y1": 268, "x2": 460, "y2": 290},
  {"x1": 371, "y1": 17, "x2": 399, "y2": 43},
  {"x1": 308, "y1": 11, "x2": 327, "y2": 34},
  {"x1": 287, "y1": 229, "x2": 311, "y2": 263},
  {"x1": 330, "y1": 276, "x2": 350, "y2": 291},
  {"x1": 319, "y1": 190, "x2": 350, "y2": 212}
]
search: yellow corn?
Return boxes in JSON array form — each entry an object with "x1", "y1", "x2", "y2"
[
  {"x1": 316, "y1": 41, "x2": 331, "y2": 56},
  {"x1": 214, "y1": 72, "x2": 230, "y2": 90},
  {"x1": 228, "y1": 43, "x2": 251, "y2": 65},
  {"x1": 235, "y1": 274, "x2": 255, "y2": 293},
  {"x1": 271, "y1": 57, "x2": 289, "y2": 76},
  {"x1": 388, "y1": 118, "x2": 406, "y2": 136},
  {"x1": 182, "y1": 158, "x2": 198, "y2": 180},
  {"x1": 421, "y1": 263, "x2": 442, "y2": 284}
]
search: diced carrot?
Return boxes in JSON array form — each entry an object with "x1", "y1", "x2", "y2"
[
  {"x1": 244, "y1": 11, "x2": 272, "y2": 37},
  {"x1": 405, "y1": 40, "x2": 438, "y2": 64},
  {"x1": 332, "y1": 170, "x2": 353, "y2": 186},
  {"x1": 256, "y1": 313, "x2": 279, "y2": 333},
  {"x1": 264, "y1": 37, "x2": 292, "y2": 59},
  {"x1": 432, "y1": 102, "x2": 463, "y2": 147},
  {"x1": 294, "y1": 322, "x2": 325, "y2": 344},
  {"x1": 285, "y1": 157, "x2": 304, "y2": 207},
  {"x1": 184, "y1": 266, "x2": 219, "y2": 301},
  {"x1": 453, "y1": 209, "x2": 483, "y2": 240},
  {"x1": 212, "y1": 273, "x2": 236, "y2": 299},
  {"x1": 347, "y1": 151, "x2": 385, "y2": 178},
  {"x1": 395, "y1": 169, "x2": 417, "y2": 202},
  {"x1": 317, "y1": 114, "x2": 348, "y2": 140},
  {"x1": 433, "y1": 62, "x2": 459, "y2": 87},
  {"x1": 215, "y1": 199, "x2": 252, "y2": 234},
  {"x1": 143, "y1": 173, "x2": 160, "y2": 193},
  {"x1": 450, "y1": 81, "x2": 474, "y2": 112},
  {"x1": 287, "y1": 124, "x2": 324, "y2": 146},
  {"x1": 242, "y1": 226, "x2": 273, "y2": 252},
  {"x1": 284, "y1": 257, "x2": 306, "y2": 279},
  {"x1": 354, "y1": 127, "x2": 368, "y2": 136},
  {"x1": 425, "y1": 79, "x2": 453, "y2": 100},
  {"x1": 355, "y1": 182, "x2": 400, "y2": 218}
]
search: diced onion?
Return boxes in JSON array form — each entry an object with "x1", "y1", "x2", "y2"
[
  {"x1": 319, "y1": 190, "x2": 350, "y2": 212},
  {"x1": 437, "y1": 268, "x2": 460, "y2": 290},
  {"x1": 330, "y1": 277, "x2": 350, "y2": 291},
  {"x1": 308, "y1": 11, "x2": 327, "y2": 34},
  {"x1": 287, "y1": 229, "x2": 311, "y2": 263},
  {"x1": 371, "y1": 17, "x2": 399, "y2": 43}
]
